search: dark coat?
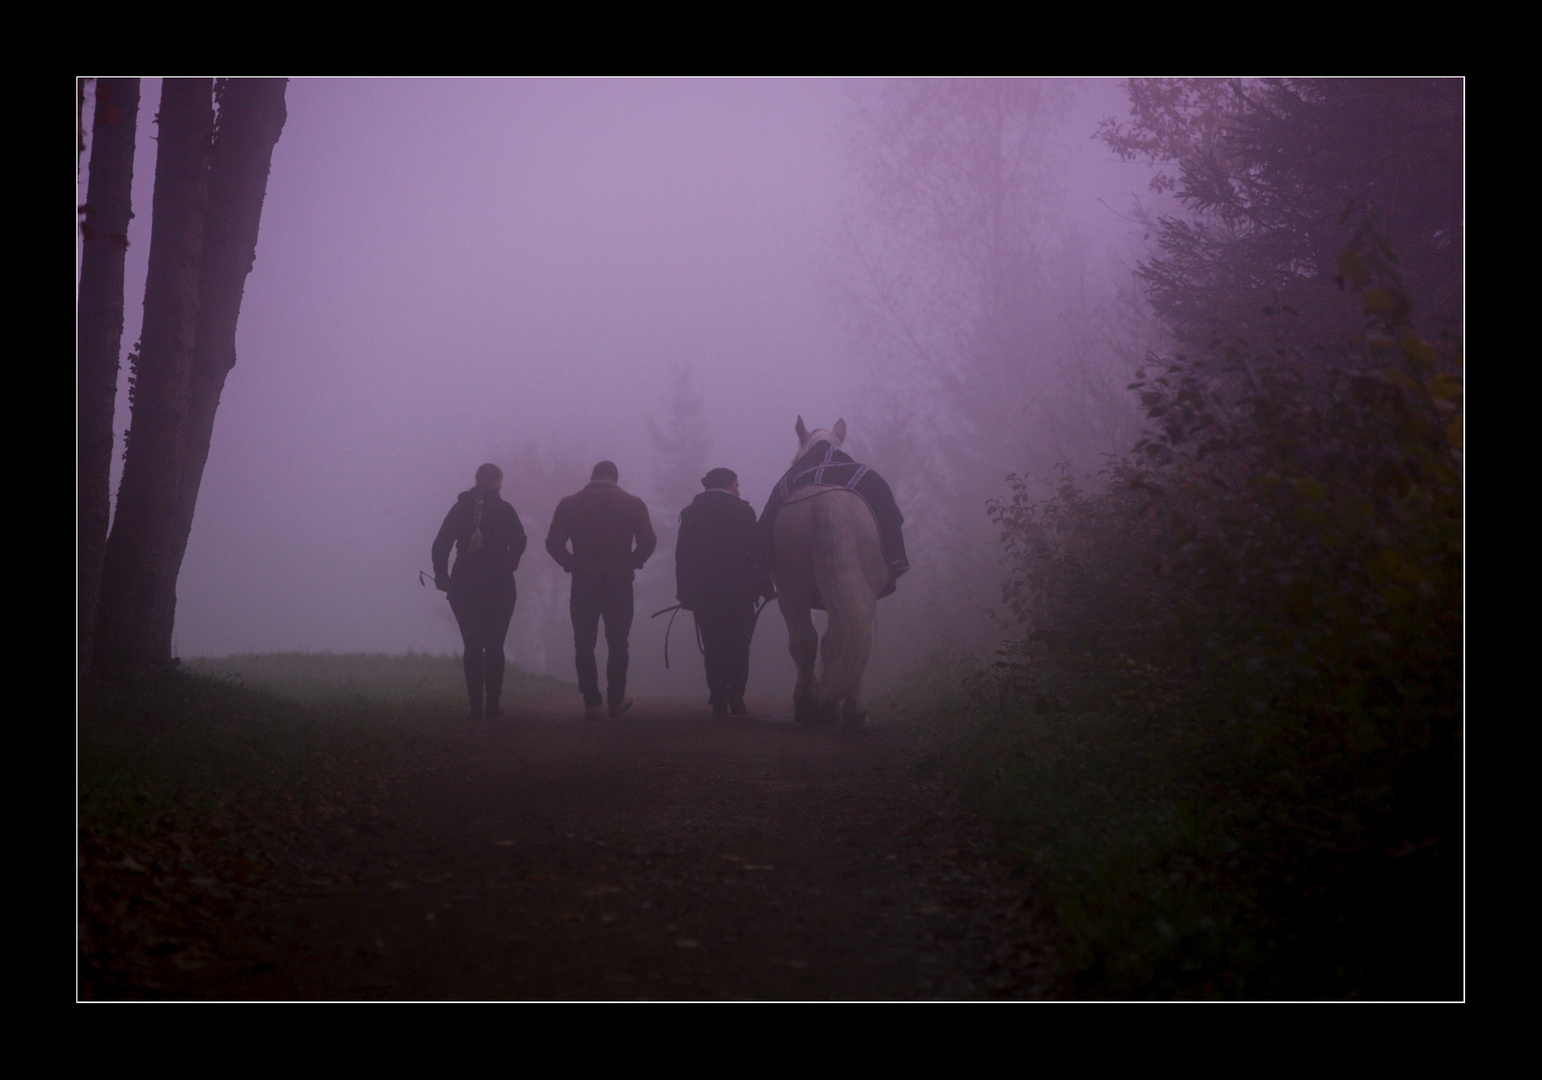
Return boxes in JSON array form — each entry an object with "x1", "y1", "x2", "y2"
[
  {"x1": 676, "y1": 489, "x2": 771, "y2": 611},
  {"x1": 433, "y1": 489, "x2": 528, "y2": 600},
  {"x1": 545, "y1": 480, "x2": 657, "y2": 580}
]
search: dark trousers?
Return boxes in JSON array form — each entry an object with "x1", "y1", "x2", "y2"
[
  {"x1": 695, "y1": 603, "x2": 755, "y2": 706},
  {"x1": 571, "y1": 574, "x2": 634, "y2": 708},
  {"x1": 449, "y1": 584, "x2": 516, "y2": 716}
]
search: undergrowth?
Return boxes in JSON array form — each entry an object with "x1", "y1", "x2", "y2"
[
  {"x1": 919, "y1": 230, "x2": 1462, "y2": 1000},
  {"x1": 914, "y1": 653, "x2": 1460, "y2": 999}
]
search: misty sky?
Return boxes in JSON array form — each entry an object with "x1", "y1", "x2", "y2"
[{"x1": 79, "y1": 78, "x2": 1156, "y2": 666}]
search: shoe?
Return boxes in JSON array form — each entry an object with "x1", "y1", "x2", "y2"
[
  {"x1": 729, "y1": 696, "x2": 747, "y2": 716},
  {"x1": 485, "y1": 705, "x2": 503, "y2": 720},
  {"x1": 712, "y1": 701, "x2": 729, "y2": 720},
  {"x1": 608, "y1": 693, "x2": 634, "y2": 719},
  {"x1": 584, "y1": 703, "x2": 604, "y2": 721}
]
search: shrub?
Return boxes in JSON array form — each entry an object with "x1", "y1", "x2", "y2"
[{"x1": 971, "y1": 232, "x2": 1462, "y2": 997}]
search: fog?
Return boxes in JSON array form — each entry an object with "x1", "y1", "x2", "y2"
[{"x1": 80, "y1": 78, "x2": 1160, "y2": 693}]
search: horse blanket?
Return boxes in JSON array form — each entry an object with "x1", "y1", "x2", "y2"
[{"x1": 759, "y1": 441, "x2": 910, "y2": 609}]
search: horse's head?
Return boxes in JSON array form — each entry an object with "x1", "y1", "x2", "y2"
[{"x1": 793, "y1": 416, "x2": 846, "y2": 464}]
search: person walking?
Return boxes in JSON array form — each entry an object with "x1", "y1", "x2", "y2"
[
  {"x1": 432, "y1": 463, "x2": 528, "y2": 720},
  {"x1": 676, "y1": 467, "x2": 774, "y2": 718},
  {"x1": 545, "y1": 460, "x2": 656, "y2": 720}
]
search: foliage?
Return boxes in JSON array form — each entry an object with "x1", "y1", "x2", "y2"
[
  {"x1": 1095, "y1": 78, "x2": 1242, "y2": 195},
  {"x1": 960, "y1": 78, "x2": 1463, "y2": 994},
  {"x1": 1099, "y1": 79, "x2": 1462, "y2": 357},
  {"x1": 964, "y1": 222, "x2": 1462, "y2": 996}
]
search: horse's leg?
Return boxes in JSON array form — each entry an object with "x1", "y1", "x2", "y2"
[
  {"x1": 782, "y1": 600, "x2": 821, "y2": 726},
  {"x1": 816, "y1": 549, "x2": 876, "y2": 732},
  {"x1": 817, "y1": 623, "x2": 846, "y2": 727},
  {"x1": 840, "y1": 676, "x2": 867, "y2": 734}
]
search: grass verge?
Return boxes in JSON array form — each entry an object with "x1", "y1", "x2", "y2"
[
  {"x1": 77, "y1": 654, "x2": 575, "y2": 997},
  {"x1": 897, "y1": 655, "x2": 1461, "y2": 1000}
]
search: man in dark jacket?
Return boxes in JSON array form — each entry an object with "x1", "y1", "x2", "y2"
[
  {"x1": 432, "y1": 463, "x2": 528, "y2": 720},
  {"x1": 676, "y1": 467, "x2": 773, "y2": 718},
  {"x1": 546, "y1": 460, "x2": 656, "y2": 719}
]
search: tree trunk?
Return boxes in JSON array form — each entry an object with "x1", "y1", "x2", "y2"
[
  {"x1": 77, "y1": 77, "x2": 140, "y2": 679},
  {"x1": 168, "y1": 79, "x2": 288, "y2": 599},
  {"x1": 95, "y1": 79, "x2": 212, "y2": 671}
]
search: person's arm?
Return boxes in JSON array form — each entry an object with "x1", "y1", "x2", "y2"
[
  {"x1": 675, "y1": 508, "x2": 699, "y2": 608},
  {"x1": 545, "y1": 500, "x2": 575, "y2": 573},
  {"x1": 431, "y1": 504, "x2": 459, "y2": 591},
  {"x1": 740, "y1": 502, "x2": 775, "y2": 601},
  {"x1": 506, "y1": 504, "x2": 528, "y2": 573},
  {"x1": 632, "y1": 499, "x2": 658, "y2": 569}
]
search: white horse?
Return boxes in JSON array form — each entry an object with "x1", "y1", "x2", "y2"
[{"x1": 772, "y1": 417, "x2": 890, "y2": 732}]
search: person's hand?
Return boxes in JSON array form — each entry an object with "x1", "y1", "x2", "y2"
[{"x1": 435, "y1": 574, "x2": 450, "y2": 593}]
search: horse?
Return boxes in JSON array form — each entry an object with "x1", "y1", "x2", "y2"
[{"x1": 771, "y1": 417, "x2": 890, "y2": 732}]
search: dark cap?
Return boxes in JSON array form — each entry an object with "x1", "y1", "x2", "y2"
[
  {"x1": 591, "y1": 460, "x2": 619, "y2": 482},
  {"x1": 702, "y1": 467, "x2": 738, "y2": 489}
]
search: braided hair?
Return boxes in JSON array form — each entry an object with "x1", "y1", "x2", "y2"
[{"x1": 469, "y1": 463, "x2": 503, "y2": 553}]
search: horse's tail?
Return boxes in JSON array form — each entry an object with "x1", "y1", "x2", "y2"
[{"x1": 812, "y1": 493, "x2": 878, "y2": 702}]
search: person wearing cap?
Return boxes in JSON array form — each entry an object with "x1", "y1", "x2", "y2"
[
  {"x1": 545, "y1": 460, "x2": 657, "y2": 720},
  {"x1": 432, "y1": 463, "x2": 528, "y2": 720},
  {"x1": 675, "y1": 467, "x2": 774, "y2": 718}
]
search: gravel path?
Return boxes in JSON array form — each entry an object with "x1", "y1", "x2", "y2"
[{"x1": 80, "y1": 697, "x2": 1061, "y2": 1000}]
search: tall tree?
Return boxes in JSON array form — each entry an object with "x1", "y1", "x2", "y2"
[
  {"x1": 94, "y1": 78, "x2": 287, "y2": 672},
  {"x1": 95, "y1": 78, "x2": 212, "y2": 671},
  {"x1": 1101, "y1": 78, "x2": 1463, "y2": 360},
  {"x1": 77, "y1": 77, "x2": 140, "y2": 678},
  {"x1": 837, "y1": 80, "x2": 1146, "y2": 672},
  {"x1": 168, "y1": 79, "x2": 289, "y2": 602}
]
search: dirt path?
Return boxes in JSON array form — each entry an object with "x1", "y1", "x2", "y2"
[{"x1": 80, "y1": 698, "x2": 1061, "y2": 1000}]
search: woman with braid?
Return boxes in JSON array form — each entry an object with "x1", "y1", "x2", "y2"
[{"x1": 432, "y1": 463, "x2": 528, "y2": 719}]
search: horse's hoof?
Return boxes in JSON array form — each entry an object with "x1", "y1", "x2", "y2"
[
  {"x1": 793, "y1": 693, "x2": 822, "y2": 727},
  {"x1": 840, "y1": 701, "x2": 868, "y2": 734},
  {"x1": 795, "y1": 701, "x2": 839, "y2": 727}
]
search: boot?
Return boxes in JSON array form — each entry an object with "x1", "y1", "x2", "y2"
[
  {"x1": 464, "y1": 655, "x2": 484, "y2": 720},
  {"x1": 484, "y1": 654, "x2": 505, "y2": 719}
]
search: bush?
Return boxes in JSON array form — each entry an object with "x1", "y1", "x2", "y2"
[{"x1": 966, "y1": 234, "x2": 1462, "y2": 997}]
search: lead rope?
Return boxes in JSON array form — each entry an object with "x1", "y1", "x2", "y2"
[
  {"x1": 651, "y1": 603, "x2": 685, "y2": 668},
  {"x1": 653, "y1": 597, "x2": 771, "y2": 669}
]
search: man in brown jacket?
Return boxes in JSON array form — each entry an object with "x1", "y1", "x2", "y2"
[{"x1": 546, "y1": 460, "x2": 657, "y2": 719}]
